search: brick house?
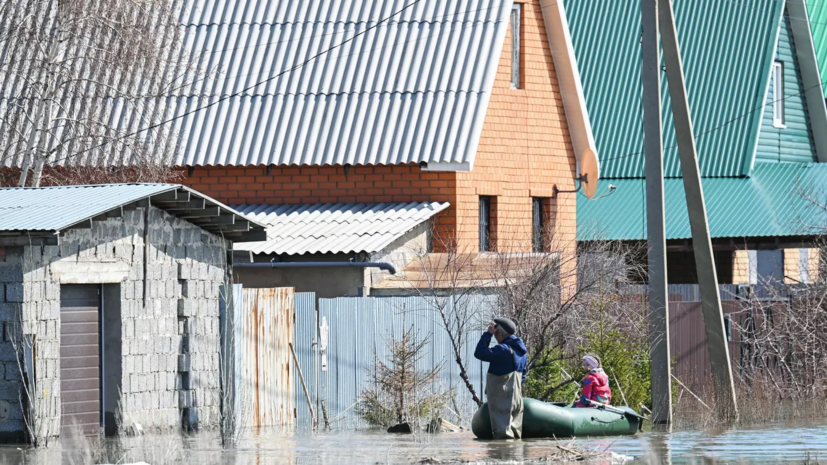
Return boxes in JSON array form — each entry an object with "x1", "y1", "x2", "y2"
[
  {"x1": 4, "y1": 0, "x2": 595, "y2": 298},
  {"x1": 175, "y1": 0, "x2": 595, "y2": 296},
  {"x1": 571, "y1": 0, "x2": 827, "y2": 286}
]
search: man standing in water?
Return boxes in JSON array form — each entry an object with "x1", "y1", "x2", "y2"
[{"x1": 474, "y1": 317, "x2": 528, "y2": 439}]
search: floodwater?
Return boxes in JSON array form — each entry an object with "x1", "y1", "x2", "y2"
[{"x1": 2, "y1": 422, "x2": 825, "y2": 464}]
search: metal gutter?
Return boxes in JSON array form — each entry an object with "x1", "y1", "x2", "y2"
[{"x1": 234, "y1": 261, "x2": 397, "y2": 275}]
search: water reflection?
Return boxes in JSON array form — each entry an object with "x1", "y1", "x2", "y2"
[{"x1": 1, "y1": 422, "x2": 826, "y2": 464}]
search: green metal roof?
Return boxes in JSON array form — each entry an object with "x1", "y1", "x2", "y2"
[
  {"x1": 565, "y1": 0, "x2": 783, "y2": 178},
  {"x1": 577, "y1": 163, "x2": 827, "y2": 241},
  {"x1": 807, "y1": 0, "x2": 827, "y2": 97}
]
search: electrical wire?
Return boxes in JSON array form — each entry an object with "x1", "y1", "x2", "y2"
[
  {"x1": 48, "y1": 0, "x2": 572, "y2": 166},
  {"x1": 601, "y1": 74, "x2": 827, "y2": 164},
  {"x1": 48, "y1": 0, "x2": 428, "y2": 166},
  {"x1": 15, "y1": 0, "x2": 827, "y2": 169}
]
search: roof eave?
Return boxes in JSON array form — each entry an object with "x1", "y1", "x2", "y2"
[
  {"x1": 540, "y1": 0, "x2": 599, "y2": 178},
  {"x1": 0, "y1": 185, "x2": 267, "y2": 244}
]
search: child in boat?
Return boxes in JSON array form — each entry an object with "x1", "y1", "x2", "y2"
[{"x1": 574, "y1": 354, "x2": 612, "y2": 408}]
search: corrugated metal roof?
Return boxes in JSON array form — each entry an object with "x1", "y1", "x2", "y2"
[
  {"x1": 14, "y1": 0, "x2": 511, "y2": 169},
  {"x1": 233, "y1": 201, "x2": 449, "y2": 255},
  {"x1": 577, "y1": 163, "x2": 827, "y2": 241},
  {"x1": 0, "y1": 183, "x2": 267, "y2": 238},
  {"x1": 565, "y1": 0, "x2": 783, "y2": 178},
  {"x1": 807, "y1": 0, "x2": 827, "y2": 97},
  {"x1": 0, "y1": 184, "x2": 176, "y2": 231}
]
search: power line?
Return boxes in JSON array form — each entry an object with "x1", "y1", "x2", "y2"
[
  {"x1": 50, "y1": 0, "x2": 428, "y2": 165},
  {"x1": 601, "y1": 75, "x2": 827, "y2": 164},
  {"x1": 722, "y1": 0, "x2": 827, "y2": 28}
]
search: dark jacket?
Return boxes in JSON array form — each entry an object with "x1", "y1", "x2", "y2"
[{"x1": 474, "y1": 332, "x2": 528, "y2": 383}]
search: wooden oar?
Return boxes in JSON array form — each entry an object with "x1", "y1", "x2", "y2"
[{"x1": 586, "y1": 399, "x2": 650, "y2": 422}]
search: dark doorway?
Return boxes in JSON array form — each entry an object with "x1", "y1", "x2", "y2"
[{"x1": 60, "y1": 284, "x2": 101, "y2": 436}]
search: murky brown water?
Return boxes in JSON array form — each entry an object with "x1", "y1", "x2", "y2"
[{"x1": 2, "y1": 422, "x2": 825, "y2": 464}]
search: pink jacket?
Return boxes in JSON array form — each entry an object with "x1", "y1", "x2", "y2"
[{"x1": 575, "y1": 368, "x2": 612, "y2": 407}]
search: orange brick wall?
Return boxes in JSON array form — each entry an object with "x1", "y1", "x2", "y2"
[
  {"x1": 183, "y1": 164, "x2": 460, "y2": 246},
  {"x1": 184, "y1": 164, "x2": 454, "y2": 205},
  {"x1": 455, "y1": 0, "x2": 577, "y2": 261}
]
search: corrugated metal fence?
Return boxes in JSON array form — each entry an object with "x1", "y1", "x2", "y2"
[
  {"x1": 232, "y1": 286, "x2": 295, "y2": 429},
  {"x1": 309, "y1": 295, "x2": 495, "y2": 430},
  {"x1": 618, "y1": 284, "x2": 741, "y2": 301},
  {"x1": 225, "y1": 284, "x2": 794, "y2": 430},
  {"x1": 224, "y1": 289, "x2": 496, "y2": 429},
  {"x1": 294, "y1": 292, "x2": 316, "y2": 428}
]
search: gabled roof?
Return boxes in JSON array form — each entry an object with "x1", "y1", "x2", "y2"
[
  {"x1": 0, "y1": 184, "x2": 267, "y2": 243},
  {"x1": 577, "y1": 163, "x2": 827, "y2": 241},
  {"x1": 48, "y1": 0, "x2": 512, "y2": 171},
  {"x1": 234, "y1": 201, "x2": 449, "y2": 255},
  {"x1": 565, "y1": 0, "x2": 785, "y2": 178}
]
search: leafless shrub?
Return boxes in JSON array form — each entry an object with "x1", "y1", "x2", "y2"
[
  {"x1": 675, "y1": 240, "x2": 827, "y2": 427},
  {"x1": 7, "y1": 307, "x2": 59, "y2": 447},
  {"x1": 388, "y1": 217, "x2": 648, "y2": 408}
]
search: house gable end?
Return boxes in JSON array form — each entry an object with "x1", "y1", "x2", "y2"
[
  {"x1": 755, "y1": 9, "x2": 819, "y2": 166},
  {"x1": 566, "y1": 0, "x2": 784, "y2": 179}
]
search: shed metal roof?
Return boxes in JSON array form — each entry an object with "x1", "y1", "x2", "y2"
[
  {"x1": 12, "y1": 0, "x2": 511, "y2": 170},
  {"x1": 233, "y1": 201, "x2": 449, "y2": 255},
  {"x1": 565, "y1": 0, "x2": 783, "y2": 178},
  {"x1": 0, "y1": 184, "x2": 267, "y2": 242},
  {"x1": 577, "y1": 163, "x2": 827, "y2": 241}
]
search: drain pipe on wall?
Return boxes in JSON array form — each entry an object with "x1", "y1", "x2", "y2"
[{"x1": 233, "y1": 261, "x2": 397, "y2": 275}]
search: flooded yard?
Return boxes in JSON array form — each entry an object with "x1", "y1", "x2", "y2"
[{"x1": 2, "y1": 422, "x2": 826, "y2": 464}]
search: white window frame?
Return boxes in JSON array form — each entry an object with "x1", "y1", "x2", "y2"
[
  {"x1": 510, "y1": 4, "x2": 521, "y2": 89},
  {"x1": 772, "y1": 61, "x2": 785, "y2": 128}
]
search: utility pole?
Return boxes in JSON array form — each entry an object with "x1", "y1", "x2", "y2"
[
  {"x1": 641, "y1": 0, "x2": 672, "y2": 427},
  {"x1": 659, "y1": 0, "x2": 738, "y2": 420}
]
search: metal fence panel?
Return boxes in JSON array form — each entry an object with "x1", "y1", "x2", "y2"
[
  {"x1": 293, "y1": 292, "x2": 316, "y2": 428},
  {"x1": 312, "y1": 295, "x2": 493, "y2": 429},
  {"x1": 235, "y1": 287, "x2": 295, "y2": 429}
]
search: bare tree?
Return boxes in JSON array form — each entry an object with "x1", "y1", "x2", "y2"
[
  {"x1": 734, "y1": 240, "x2": 827, "y2": 400},
  {"x1": 0, "y1": 0, "x2": 200, "y2": 186},
  {"x1": 389, "y1": 218, "x2": 646, "y2": 407}
]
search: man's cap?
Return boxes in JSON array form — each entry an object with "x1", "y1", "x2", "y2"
[{"x1": 494, "y1": 317, "x2": 516, "y2": 335}]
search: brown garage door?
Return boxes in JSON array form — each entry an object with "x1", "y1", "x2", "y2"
[{"x1": 60, "y1": 285, "x2": 101, "y2": 436}]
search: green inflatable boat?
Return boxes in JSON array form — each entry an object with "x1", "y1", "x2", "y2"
[{"x1": 472, "y1": 398, "x2": 643, "y2": 439}]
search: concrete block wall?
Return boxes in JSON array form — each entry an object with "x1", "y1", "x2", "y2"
[
  {"x1": 0, "y1": 206, "x2": 226, "y2": 440},
  {"x1": 0, "y1": 247, "x2": 28, "y2": 441},
  {"x1": 368, "y1": 223, "x2": 430, "y2": 288}
]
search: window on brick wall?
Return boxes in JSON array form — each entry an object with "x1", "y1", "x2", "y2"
[
  {"x1": 479, "y1": 196, "x2": 493, "y2": 252},
  {"x1": 510, "y1": 4, "x2": 522, "y2": 89},
  {"x1": 532, "y1": 197, "x2": 546, "y2": 253}
]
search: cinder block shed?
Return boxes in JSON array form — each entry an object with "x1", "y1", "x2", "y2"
[{"x1": 0, "y1": 184, "x2": 265, "y2": 442}]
